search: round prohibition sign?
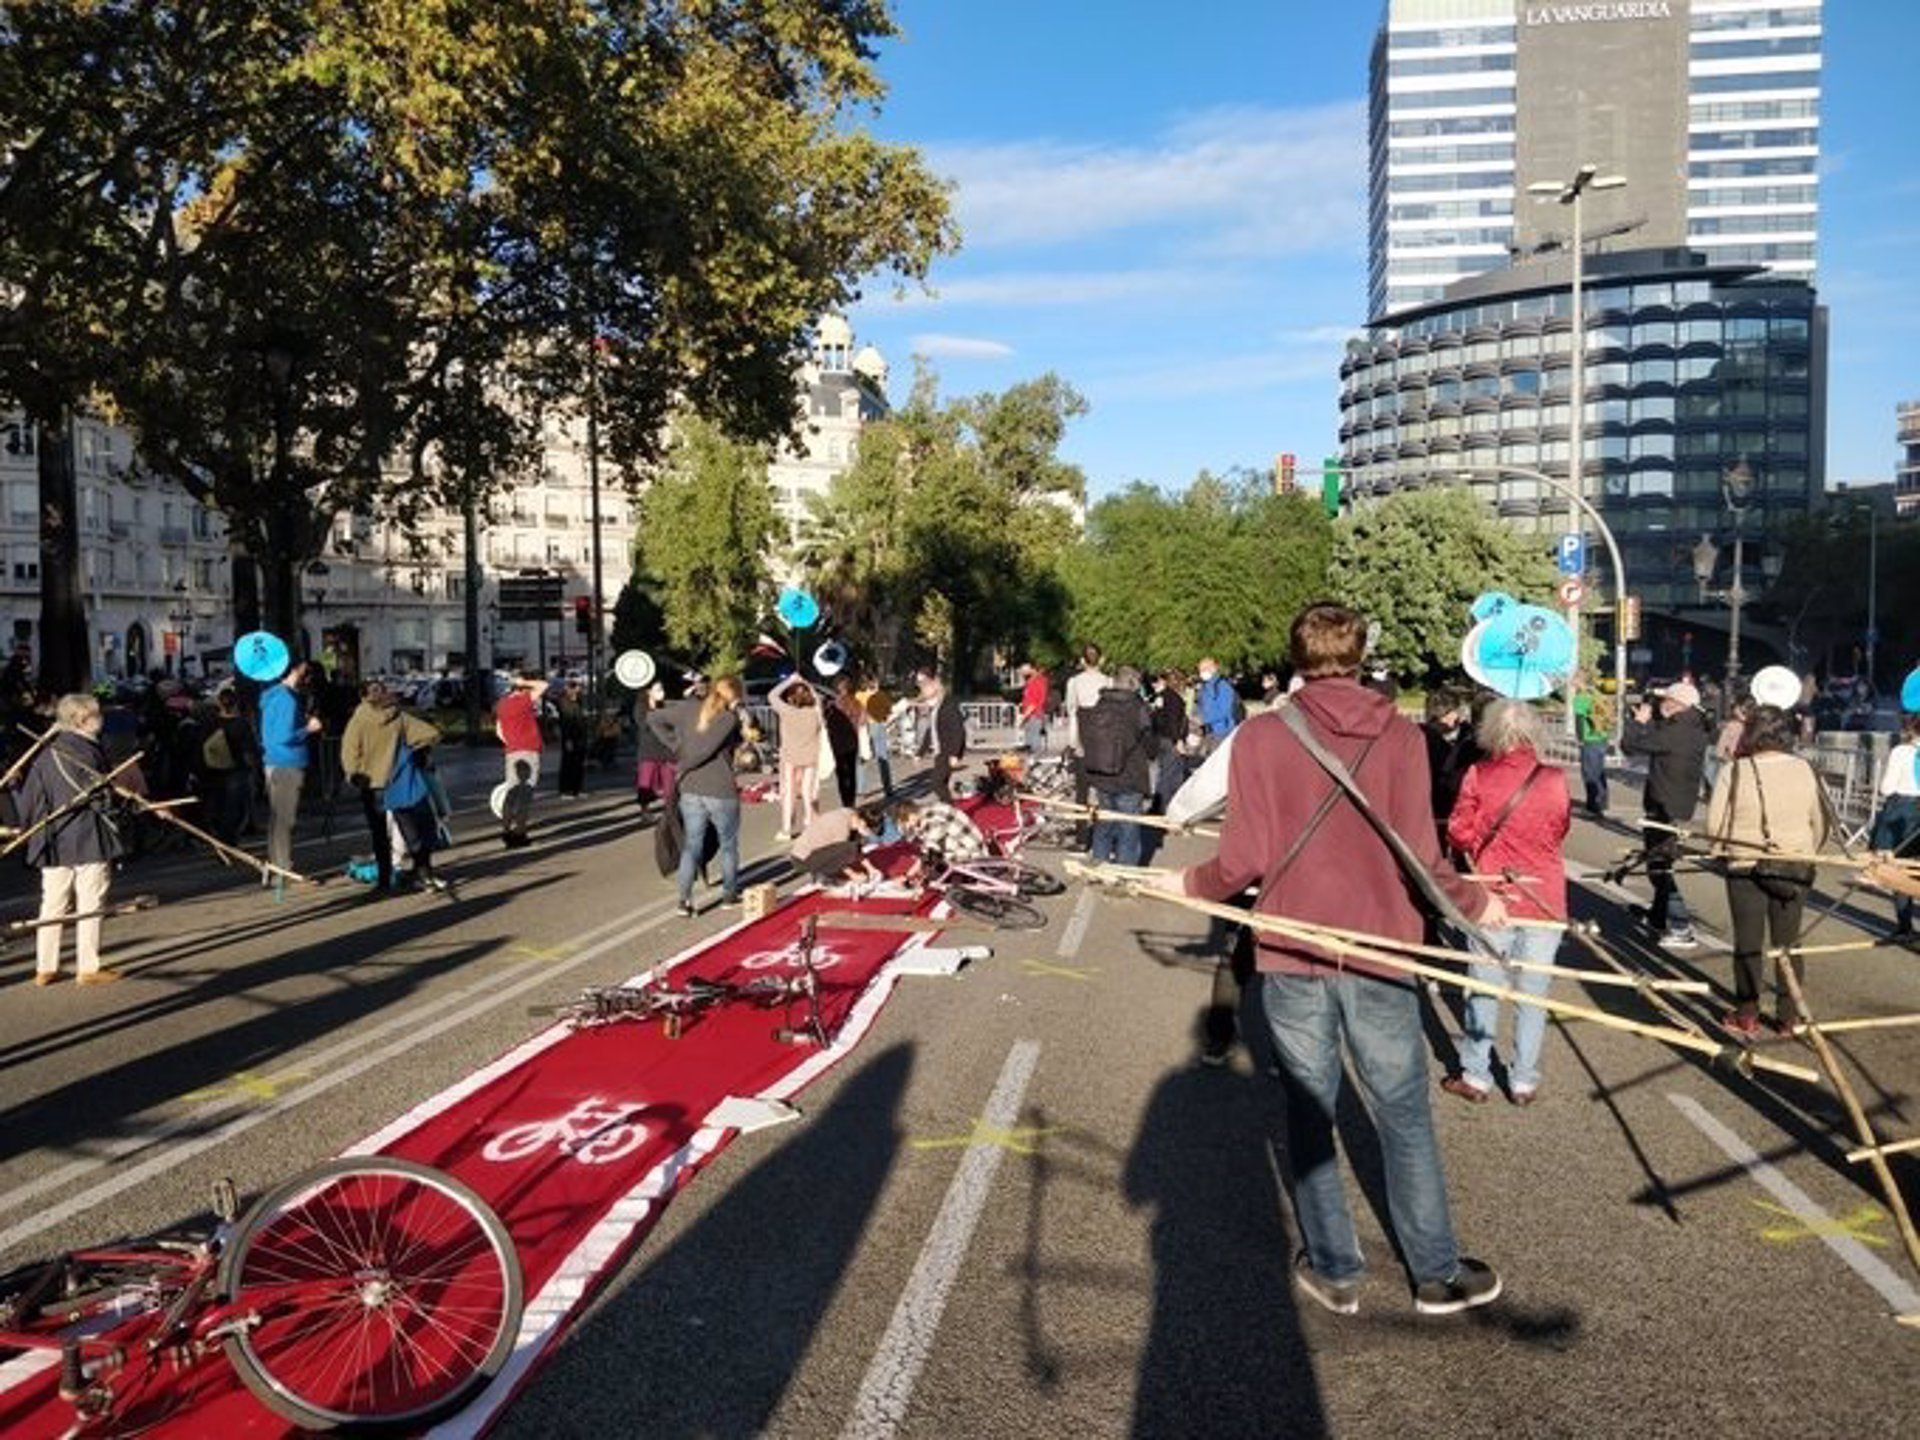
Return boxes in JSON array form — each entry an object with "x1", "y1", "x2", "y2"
[{"x1": 1556, "y1": 576, "x2": 1586, "y2": 608}]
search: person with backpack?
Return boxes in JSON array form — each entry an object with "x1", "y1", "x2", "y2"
[
  {"x1": 1622, "y1": 680, "x2": 1714, "y2": 949},
  {"x1": 649, "y1": 676, "x2": 746, "y2": 916},
  {"x1": 1870, "y1": 712, "x2": 1920, "y2": 941},
  {"x1": 199, "y1": 688, "x2": 258, "y2": 844},
  {"x1": 1442, "y1": 699, "x2": 1571, "y2": 1106},
  {"x1": 342, "y1": 679, "x2": 440, "y2": 895},
  {"x1": 1077, "y1": 665, "x2": 1154, "y2": 865},
  {"x1": 380, "y1": 708, "x2": 449, "y2": 893},
  {"x1": 1194, "y1": 658, "x2": 1239, "y2": 752},
  {"x1": 1153, "y1": 602, "x2": 1505, "y2": 1318}
]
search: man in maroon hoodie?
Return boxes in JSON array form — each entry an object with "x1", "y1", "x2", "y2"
[{"x1": 1157, "y1": 602, "x2": 1506, "y2": 1317}]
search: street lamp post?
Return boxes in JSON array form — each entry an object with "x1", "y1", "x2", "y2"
[
  {"x1": 1527, "y1": 164, "x2": 1626, "y2": 735},
  {"x1": 1445, "y1": 461, "x2": 1632, "y2": 742},
  {"x1": 1721, "y1": 461, "x2": 1755, "y2": 688}
]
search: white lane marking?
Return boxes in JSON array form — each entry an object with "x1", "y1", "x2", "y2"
[
  {"x1": 1668, "y1": 1092, "x2": 1920, "y2": 1316},
  {"x1": 1056, "y1": 887, "x2": 1097, "y2": 959},
  {"x1": 842, "y1": 1039, "x2": 1042, "y2": 1440},
  {"x1": 0, "y1": 896, "x2": 693, "y2": 1251}
]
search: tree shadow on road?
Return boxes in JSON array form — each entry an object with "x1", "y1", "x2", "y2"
[{"x1": 491, "y1": 1043, "x2": 914, "y2": 1440}]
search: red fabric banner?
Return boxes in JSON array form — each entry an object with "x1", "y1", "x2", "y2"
[{"x1": 0, "y1": 890, "x2": 940, "y2": 1439}]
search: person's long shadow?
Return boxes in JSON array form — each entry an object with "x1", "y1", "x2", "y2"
[
  {"x1": 1123, "y1": 1062, "x2": 1329, "y2": 1440},
  {"x1": 495, "y1": 1043, "x2": 915, "y2": 1440}
]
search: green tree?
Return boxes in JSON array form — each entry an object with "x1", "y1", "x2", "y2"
[
  {"x1": 798, "y1": 367, "x2": 1084, "y2": 684},
  {"x1": 1330, "y1": 488, "x2": 1557, "y2": 681},
  {"x1": 636, "y1": 417, "x2": 778, "y2": 666},
  {"x1": 1058, "y1": 474, "x2": 1332, "y2": 673}
]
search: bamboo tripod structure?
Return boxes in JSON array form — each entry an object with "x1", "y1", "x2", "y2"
[
  {"x1": 1065, "y1": 859, "x2": 1820, "y2": 1084},
  {"x1": 1775, "y1": 960, "x2": 1920, "y2": 1325},
  {"x1": 1014, "y1": 790, "x2": 1218, "y2": 836}
]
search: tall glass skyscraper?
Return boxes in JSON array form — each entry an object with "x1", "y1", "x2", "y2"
[{"x1": 1370, "y1": 0, "x2": 1822, "y2": 320}]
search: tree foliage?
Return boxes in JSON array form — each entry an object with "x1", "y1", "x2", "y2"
[
  {"x1": 1058, "y1": 473, "x2": 1333, "y2": 674},
  {"x1": 1, "y1": 1, "x2": 954, "y2": 662},
  {"x1": 1330, "y1": 488, "x2": 1557, "y2": 682},
  {"x1": 797, "y1": 367, "x2": 1084, "y2": 684},
  {"x1": 636, "y1": 417, "x2": 778, "y2": 667}
]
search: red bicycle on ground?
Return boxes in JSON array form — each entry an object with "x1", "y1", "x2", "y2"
[{"x1": 0, "y1": 1157, "x2": 523, "y2": 1435}]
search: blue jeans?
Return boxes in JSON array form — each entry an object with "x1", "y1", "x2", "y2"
[
  {"x1": 1459, "y1": 925, "x2": 1561, "y2": 1095},
  {"x1": 1262, "y1": 971, "x2": 1461, "y2": 1286},
  {"x1": 1578, "y1": 741, "x2": 1608, "y2": 814},
  {"x1": 677, "y1": 793, "x2": 741, "y2": 906},
  {"x1": 1089, "y1": 787, "x2": 1144, "y2": 866},
  {"x1": 1023, "y1": 718, "x2": 1046, "y2": 753},
  {"x1": 860, "y1": 722, "x2": 894, "y2": 798}
]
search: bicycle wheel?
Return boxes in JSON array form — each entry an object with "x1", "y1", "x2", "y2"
[
  {"x1": 219, "y1": 1157, "x2": 523, "y2": 1432},
  {"x1": 1010, "y1": 864, "x2": 1065, "y2": 898},
  {"x1": 949, "y1": 887, "x2": 1047, "y2": 931}
]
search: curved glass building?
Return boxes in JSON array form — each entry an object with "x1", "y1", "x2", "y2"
[{"x1": 1338, "y1": 247, "x2": 1825, "y2": 615}]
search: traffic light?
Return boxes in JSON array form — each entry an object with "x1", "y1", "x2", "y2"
[
  {"x1": 573, "y1": 595, "x2": 592, "y2": 636},
  {"x1": 1321, "y1": 457, "x2": 1343, "y2": 518},
  {"x1": 1279, "y1": 452, "x2": 1297, "y2": 492}
]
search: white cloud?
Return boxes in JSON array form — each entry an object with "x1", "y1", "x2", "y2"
[
  {"x1": 909, "y1": 333, "x2": 1016, "y2": 360},
  {"x1": 861, "y1": 266, "x2": 1222, "y2": 311},
  {"x1": 927, "y1": 100, "x2": 1366, "y2": 254}
]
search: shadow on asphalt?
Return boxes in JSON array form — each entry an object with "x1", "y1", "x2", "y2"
[
  {"x1": 492, "y1": 1043, "x2": 915, "y2": 1440},
  {"x1": 0, "y1": 877, "x2": 563, "y2": 1164},
  {"x1": 1122, "y1": 1063, "x2": 1328, "y2": 1439}
]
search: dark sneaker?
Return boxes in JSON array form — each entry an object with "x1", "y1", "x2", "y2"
[
  {"x1": 1660, "y1": 927, "x2": 1700, "y2": 950},
  {"x1": 1293, "y1": 1254, "x2": 1360, "y2": 1316},
  {"x1": 1414, "y1": 1257, "x2": 1501, "y2": 1316},
  {"x1": 1441, "y1": 1075, "x2": 1492, "y2": 1104},
  {"x1": 677, "y1": 902, "x2": 696, "y2": 919}
]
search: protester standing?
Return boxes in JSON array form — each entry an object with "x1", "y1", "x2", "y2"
[
  {"x1": 1572, "y1": 675, "x2": 1610, "y2": 817},
  {"x1": 633, "y1": 682, "x2": 676, "y2": 819},
  {"x1": 382, "y1": 710, "x2": 449, "y2": 892},
  {"x1": 770, "y1": 673, "x2": 822, "y2": 837},
  {"x1": 1018, "y1": 663, "x2": 1051, "y2": 754},
  {"x1": 827, "y1": 675, "x2": 863, "y2": 809},
  {"x1": 1443, "y1": 700, "x2": 1571, "y2": 1105},
  {"x1": 1156, "y1": 602, "x2": 1504, "y2": 1317},
  {"x1": 1706, "y1": 706, "x2": 1829, "y2": 1037},
  {"x1": 1194, "y1": 658, "x2": 1239, "y2": 752},
  {"x1": 1871, "y1": 713, "x2": 1920, "y2": 941},
  {"x1": 342, "y1": 680, "x2": 441, "y2": 894},
  {"x1": 916, "y1": 667, "x2": 967, "y2": 803},
  {"x1": 1421, "y1": 686, "x2": 1480, "y2": 838},
  {"x1": 1077, "y1": 665, "x2": 1154, "y2": 865},
  {"x1": 1150, "y1": 669, "x2": 1190, "y2": 814},
  {"x1": 493, "y1": 674, "x2": 547, "y2": 844},
  {"x1": 555, "y1": 679, "x2": 590, "y2": 797},
  {"x1": 650, "y1": 676, "x2": 745, "y2": 916},
  {"x1": 19, "y1": 694, "x2": 126, "y2": 985},
  {"x1": 202, "y1": 688, "x2": 257, "y2": 844},
  {"x1": 1622, "y1": 680, "x2": 1712, "y2": 948},
  {"x1": 258, "y1": 659, "x2": 320, "y2": 898},
  {"x1": 857, "y1": 677, "x2": 896, "y2": 799},
  {"x1": 1062, "y1": 645, "x2": 1110, "y2": 815}
]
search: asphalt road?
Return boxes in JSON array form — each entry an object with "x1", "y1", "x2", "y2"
[{"x1": 2, "y1": 753, "x2": 1917, "y2": 1439}]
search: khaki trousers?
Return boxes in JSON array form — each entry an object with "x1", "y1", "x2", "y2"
[{"x1": 37, "y1": 861, "x2": 111, "y2": 976}]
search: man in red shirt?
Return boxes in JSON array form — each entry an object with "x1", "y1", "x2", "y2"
[
  {"x1": 1018, "y1": 663, "x2": 1050, "y2": 753},
  {"x1": 1156, "y1": 602, "x2": 1505, "y2": 1319},
  {"x1": 495, "y1": 674, "x2": 548, "y2": 840}
]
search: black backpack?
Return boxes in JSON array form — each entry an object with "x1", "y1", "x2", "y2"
[{"x1": 1079, "y1": 701, "x2": 1128, "y2": 778}]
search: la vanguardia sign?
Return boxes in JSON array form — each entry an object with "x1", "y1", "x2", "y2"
[{"x1": 1524, "y1": 2, "x2": 1674, "y2": 23}]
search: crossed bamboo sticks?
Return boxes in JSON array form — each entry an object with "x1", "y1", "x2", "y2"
[{"x1": 1064, "y1": 858, "x2": 1820, "y2": 1085}]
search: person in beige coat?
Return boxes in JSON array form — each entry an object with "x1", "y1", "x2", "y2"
[
  {"x1": 341, "y1": 681, "x2": 441, "y2": 893},
  {"x1": 1705, "y1": 704, "x2": 1829, "y2": 1038},
  {"x1": 770, "y1": 674, "x2": 822, "y2": 838}
]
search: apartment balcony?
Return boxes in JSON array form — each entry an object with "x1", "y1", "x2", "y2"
[{"x1": 1899, "y1": 401, "x2": 1920, "y2": 445}]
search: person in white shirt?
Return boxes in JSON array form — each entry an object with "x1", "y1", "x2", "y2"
[
  {"x1": 1062, "y1": 644, "x2": 1111, "y2": 817},
  {"x1": 1871, "y1": 713, "x2": 1920, "y2": 939}
]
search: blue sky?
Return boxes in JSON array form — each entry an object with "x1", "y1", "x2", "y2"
[{"x1": 846, "y1": 0, "x2": 1919, "y2": 499}]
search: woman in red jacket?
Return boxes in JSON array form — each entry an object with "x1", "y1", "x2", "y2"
[{"x1": 1443, "y1": 698, "x2": 1571, "y2": 1106}]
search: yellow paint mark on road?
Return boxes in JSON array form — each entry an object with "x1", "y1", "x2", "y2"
[
  {"x1": 1020, "y1": 959, "x2": 1099, "y2": 983},
  {"x1": 182, "y1": 1068, "x2": 314, "y2": 1105},
  {"x1": 509, "y1": 942, "x2": 575, "y2": 963},
  {"x1": 1753, "y1": 1199, "x2": 1888, "y2": 1247},
  {"x1": 910, "y1": 1119, "x2": 1066, "y2": 1157}
]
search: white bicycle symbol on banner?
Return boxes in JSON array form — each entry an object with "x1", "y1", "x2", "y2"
[
  {"x1": 481, "y1": 1096, "x2": 653, "y2": 1166},
  {"x1": 737, "y1": 943, "x2": 845, "y2": 972}
]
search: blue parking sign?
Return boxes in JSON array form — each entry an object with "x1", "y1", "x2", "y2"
[{"x1": 1555, "y1": 533, "x2": 1585, "y2": 576}]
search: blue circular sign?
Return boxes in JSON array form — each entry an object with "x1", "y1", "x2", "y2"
[
  {"x1": 235, "y1": 630, "x2": 291, "y2": 683},
  {"x1": 1901, "y1": 667, "x2": 1920, "y2": 715},
  {"x1": 776, "y1": 586, "x2": 820, "y2": 631}
]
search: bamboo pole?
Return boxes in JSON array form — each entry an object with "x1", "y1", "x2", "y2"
[
  {"x1": 1845, "y1": 1135, "x2": 1920, "y2": 1165},
  {"x1": 1641, "y1": 820, "x2": 1918, "y2": 876},
  {"x1": 1067, "y1": 860, "x2": 1820, "y2": 1083},
  {"x1": 0, "y1": 723, "x2": 59, "y2": 790},
  {"x1": 0, "y1": 753, "x2": 145, "y2": 857},
  {"x1": 1775, "y1": 960, "x2": 1920, "y2": 1293},
  {"x1": 1769, "y1": 940, "x2": 1886, "y2": 958},
  {"x1": 4, "y1": 894, "x2": 159, "y2": 932},
  {"x1": 1787, "y1": 1011, "x2": 1920, "y2": 1037},
  {"x1": 1567, "y1": 926, "x2": 1717, "y2": 1042},
  {"x1": 1013, "y1": 791, "x2": 1218, "y2": 836},
  {"x1": 110, "y1": 786, "x2": 310, "y2": 885}
]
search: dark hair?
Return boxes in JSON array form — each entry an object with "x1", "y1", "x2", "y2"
[
  {"x1": 1081, "y1": 644, "x2": 1102, "y2": 667},
  {"x1": 1289, "y1": 602, "x2": 1368, "y2": 679},
  {"x1": 1741, "y1": 704, "x2": 1798, "y2": 755}
]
